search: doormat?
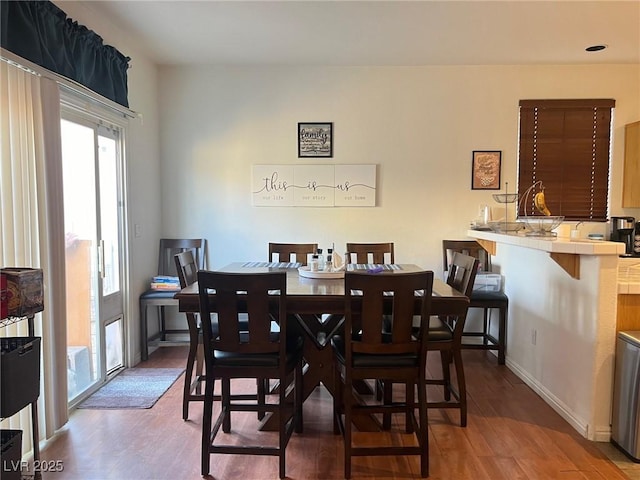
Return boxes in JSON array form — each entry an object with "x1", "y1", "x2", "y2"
[{"x1": 77, "y1": 368, "x2": 184, "y2": 409}]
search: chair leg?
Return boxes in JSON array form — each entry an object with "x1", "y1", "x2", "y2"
[
  {"x1": 160, "y1": 306, "x2": 167, "y2": 341},
  {"x1": 344, "y1": 376, "x2": 352, "y2": 480},
  {"x1": 195, "y1": 343, "x2": 204, "y2": 394},
  {"x1": 183, "y1": 324, "x2": 199, "y2": 420},
  {"x1": 279, "y1": 375, "x2": 287, "y2": 480},
  {"x1": 375, "y1": 378, "x2": 383, "y2": 401},
  {"x1": 140, "y1": 301, "x2": 149, "y2": 361},
  {"x1": 453, "y1": 348, "x2": 467, "y2": 427},
  {"x1": 498, "y1": 305, "x2": 507, "y2": 365},
  {"x1": 440, "y1": 350, "x2": 451, "y2": 401},
  {"x1": 201, "y1": 376, "x2": 215, "y2": 476},
  {"x1": 482, "y1": 308, "x2": 490, "y2": 346},
  {"x1": 405, "y1": 382, "x2": 414, "y2": 434},
  {"x1": 417, "y1": 378, "x2": 429, "y2": 477},
  {"x1": 333, "y1": 366, "x2": 341, "y2": 435},
  {"x1": 295, "y1": 359, "x2": 303, "y2": 434},
  {"x1": 257, "y1": 378, "x2": 266, "y2": 420},
  {"x1": 222, "y1": 378, "x2": 231, "y2": 433},
  {"x1": 382, "y1": 380, "x2": 392, "y2": 430}
]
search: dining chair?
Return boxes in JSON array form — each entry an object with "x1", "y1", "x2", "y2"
[
  {"x1": 139, "y1": 238, "x2": 206, "y2": 361},
  {"x1": 268, "y1": 242, "x2": 317, "y2": 265},
  {"x1": 332, "y1": 269, "x2": 433, "y2": 479},
  {"x1": 267, "y1": 242, "x2": 317, "y2": 392},
  {"x1": 175, "y1": 251, "x2": 263, "y2": 421},
  {"x1": 345, "y1": 242, "x2": 395, "y2": 400},
  {"x1": 379, "y1": 252, "x2": 476, "y2": 428},
  {"x1": 345, "y1": 242, "x2": 394, "y2": 264},
  {"x1": 197, "y1": 270, "x2": 303, "y2": 479},
  {"x1": 269, "y1": 241, "x2": 338, "y2": 339},
  {"x1": 174, "y1": 250, "x2": 205, "y2": 420},
  {"x1": 426, "y1": 251, "x2": 478, "y2": 427},
  {"x1": 442, "y1": 239, "x2": 508, "y2": 364}
]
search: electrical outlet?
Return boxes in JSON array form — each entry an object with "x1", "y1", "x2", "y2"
[
  {"x1": 134, "y1": 224, "x2": 142, "y2": 238},
  {"x1": 531, "y1": 329, "x2": 537, "y2": 345}
]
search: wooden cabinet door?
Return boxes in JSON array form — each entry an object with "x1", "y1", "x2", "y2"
[{"x1": 622, "y1": 121, "x2": 640, "y2": 207}]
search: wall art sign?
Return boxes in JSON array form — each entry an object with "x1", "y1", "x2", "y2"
[
  {"x1": 471, "y1": 150, "x2": 501, "y2": 190},
  {"x1": 293, "y1": 165, "x2": 335, "y2": 206},
  {"x1": 334, "y1": 164, "x2": 377, "y2": 207},
  {"x1": 298, "y1": 122, "x2": 333, "y2": 157},
  {"x1": 252, "y1": 164, "x2": 376, "y2": 207}
]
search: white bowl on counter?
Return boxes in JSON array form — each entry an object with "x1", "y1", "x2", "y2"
[{"x1": 518, "y1": 216, "x2": 565, "y2": 237}]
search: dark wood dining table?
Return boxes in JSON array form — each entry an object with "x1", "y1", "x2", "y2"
[{"x1": 175, "y1": 262, "x2": 469, "y2": 430}]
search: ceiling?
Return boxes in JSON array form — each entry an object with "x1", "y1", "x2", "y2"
[{"x1": 80, "y1": 1, "x2": 640, "y2": 67}]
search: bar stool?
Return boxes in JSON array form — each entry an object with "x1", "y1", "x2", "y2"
[{"x1": 442, "y1": 239, "x2": 508, "y2": 364}]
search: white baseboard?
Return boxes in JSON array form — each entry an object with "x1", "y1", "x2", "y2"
[{"x1": 505, "y1": 358, "x2": 611, "y2": 441}]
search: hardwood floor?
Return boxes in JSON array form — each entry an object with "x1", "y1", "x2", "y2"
[{"x1": 39, "y1": 347, "x2": 635, "y2": 480}]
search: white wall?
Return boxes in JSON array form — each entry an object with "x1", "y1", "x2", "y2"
[{"x1": 159, "y1": 65, "x2": 640, "y2": 271}]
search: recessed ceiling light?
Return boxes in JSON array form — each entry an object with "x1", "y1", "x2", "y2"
[{"x1": 586, "y1": 45, "x2": 607, "y2": 52}]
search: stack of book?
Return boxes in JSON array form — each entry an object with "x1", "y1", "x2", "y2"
[{"x1": 150, "y1": 276, "x2": 181, "y2": 291}]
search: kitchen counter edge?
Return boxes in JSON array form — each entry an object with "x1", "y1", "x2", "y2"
[{"x1": 467, "y1": 230, "x2": 639, "y2": 294}]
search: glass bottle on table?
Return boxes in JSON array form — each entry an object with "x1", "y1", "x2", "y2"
[
  {"x1": 310, "y1": 255, "x2": 319, "y2": 272},
  {"x1": 325, "y1": 249, "x2": 333, "y2": 271},
  {"x1": 316, "y1": 248, "x2": 324, "y2": 270}
]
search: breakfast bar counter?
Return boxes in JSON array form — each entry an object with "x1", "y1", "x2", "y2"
[{"x1": 466, "y1": 229, "x2": 624, "y2": 442}]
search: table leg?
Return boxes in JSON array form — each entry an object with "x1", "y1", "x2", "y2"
[{"x1": 260, "y1": 316, "x2": 380, "y2": 432}]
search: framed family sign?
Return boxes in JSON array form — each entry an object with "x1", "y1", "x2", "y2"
[
  {"x1": 471, "y1": 150, "x2": 501, "y2": 190},
  {"x1": 298, "y1": 122, "x2": 333, "y2": 158}
]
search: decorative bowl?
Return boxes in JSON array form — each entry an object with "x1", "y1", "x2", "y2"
[
  {"x1": 298, "y1": 266, "x2": 345, "y2": 279},
  {"x1": 488, "y1": 221, "x2": 525, "y2": 233},
  {"x1": 518, "y1": 216, "x2": 565, "y2": 237},
  {"x1": 492, "y1": 193, "x2": 519, "y2": 204}
]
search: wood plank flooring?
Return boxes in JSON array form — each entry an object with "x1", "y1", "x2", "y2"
[{"x1": 39, "y1": 347, "x2": 636, "y2": 480}]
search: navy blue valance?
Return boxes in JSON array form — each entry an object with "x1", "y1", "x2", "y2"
[{"x1": 1, "y1": 0, "x2": 130, "y2": 107}]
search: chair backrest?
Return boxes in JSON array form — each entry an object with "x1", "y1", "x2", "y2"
[
  {"x1": 442, "y1": 252, "x2": 478, "y2": 342},
  {"x1": 197, "y1": 270, "x2": 287, "y2": 357},
  {"x1": 345, "y1": 242, "x2": 394, "y2": 264},
  {"x1": 174, "y1": 250, "x2": 198, "y2": 288},
  {"x1": 268, "y1": 242, "x2": 317, "y2": 266},
  {"x1": 344, "y1": 270, "x2": 433, "y2": 359},
  {"x1": 158, "y1": 238, "x2": 206, "y2": 276},
  {"x1": 446, "y1": 252, "x2": 479, "y2": 298},
  {"x1": 442, "y1": 240, "x2": 490, "y2": 275}
]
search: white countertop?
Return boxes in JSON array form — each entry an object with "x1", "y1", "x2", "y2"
[
  {"x1": 467, "y1": 230, "x2": 639, "y2": 293},
  {"x1": 467, "y1": 230, "x2": 625, "y2": 255}
]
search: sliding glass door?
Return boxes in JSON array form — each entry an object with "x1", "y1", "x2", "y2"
[{"x1": 60, "y1": 111, "x2": 126, "y2": 404}]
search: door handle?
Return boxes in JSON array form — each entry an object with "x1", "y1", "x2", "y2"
[{"x1": 98, "y1": 240, "x2": 106, "y2": 278}]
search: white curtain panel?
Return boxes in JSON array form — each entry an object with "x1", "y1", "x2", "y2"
[{"x1": 0, "y1": 60, "x2": 68, "y2": 458}]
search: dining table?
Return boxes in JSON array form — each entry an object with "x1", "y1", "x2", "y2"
[{"x1": 175, "y1": 262, "x2": 470, "y2": 431}]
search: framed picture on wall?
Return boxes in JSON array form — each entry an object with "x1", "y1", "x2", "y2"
[
  {"x1": 471, "y1": 150, "x2": 501, "y2": 190},
  {"x1": 298, "y1": 122, "x2": 333, "y2": 157}
]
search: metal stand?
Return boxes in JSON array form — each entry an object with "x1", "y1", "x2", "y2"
[{"x1": 1, "y1": 314, "x2": 41, "y2": 480}]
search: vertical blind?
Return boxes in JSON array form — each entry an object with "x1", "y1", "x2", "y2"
[{"x1": 517, "y1": 99, "x2": 615, "y2": 222}]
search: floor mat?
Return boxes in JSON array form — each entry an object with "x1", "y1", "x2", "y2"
[{"x1": 77, "y1": 367, "x2": 184, "y2": 409}]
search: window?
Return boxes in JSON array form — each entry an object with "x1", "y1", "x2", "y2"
[{"x1": 517, "y1": 99, "x2": 615, "y2": 222}]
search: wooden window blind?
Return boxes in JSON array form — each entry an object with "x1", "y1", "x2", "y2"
[{"x1": 517, "y1": 99, "x2": 615, "y2": 222}]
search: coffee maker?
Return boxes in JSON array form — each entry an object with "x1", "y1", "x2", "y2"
[{"x1": 610, "y1": 216, "x2": 636, "y2": 256}]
